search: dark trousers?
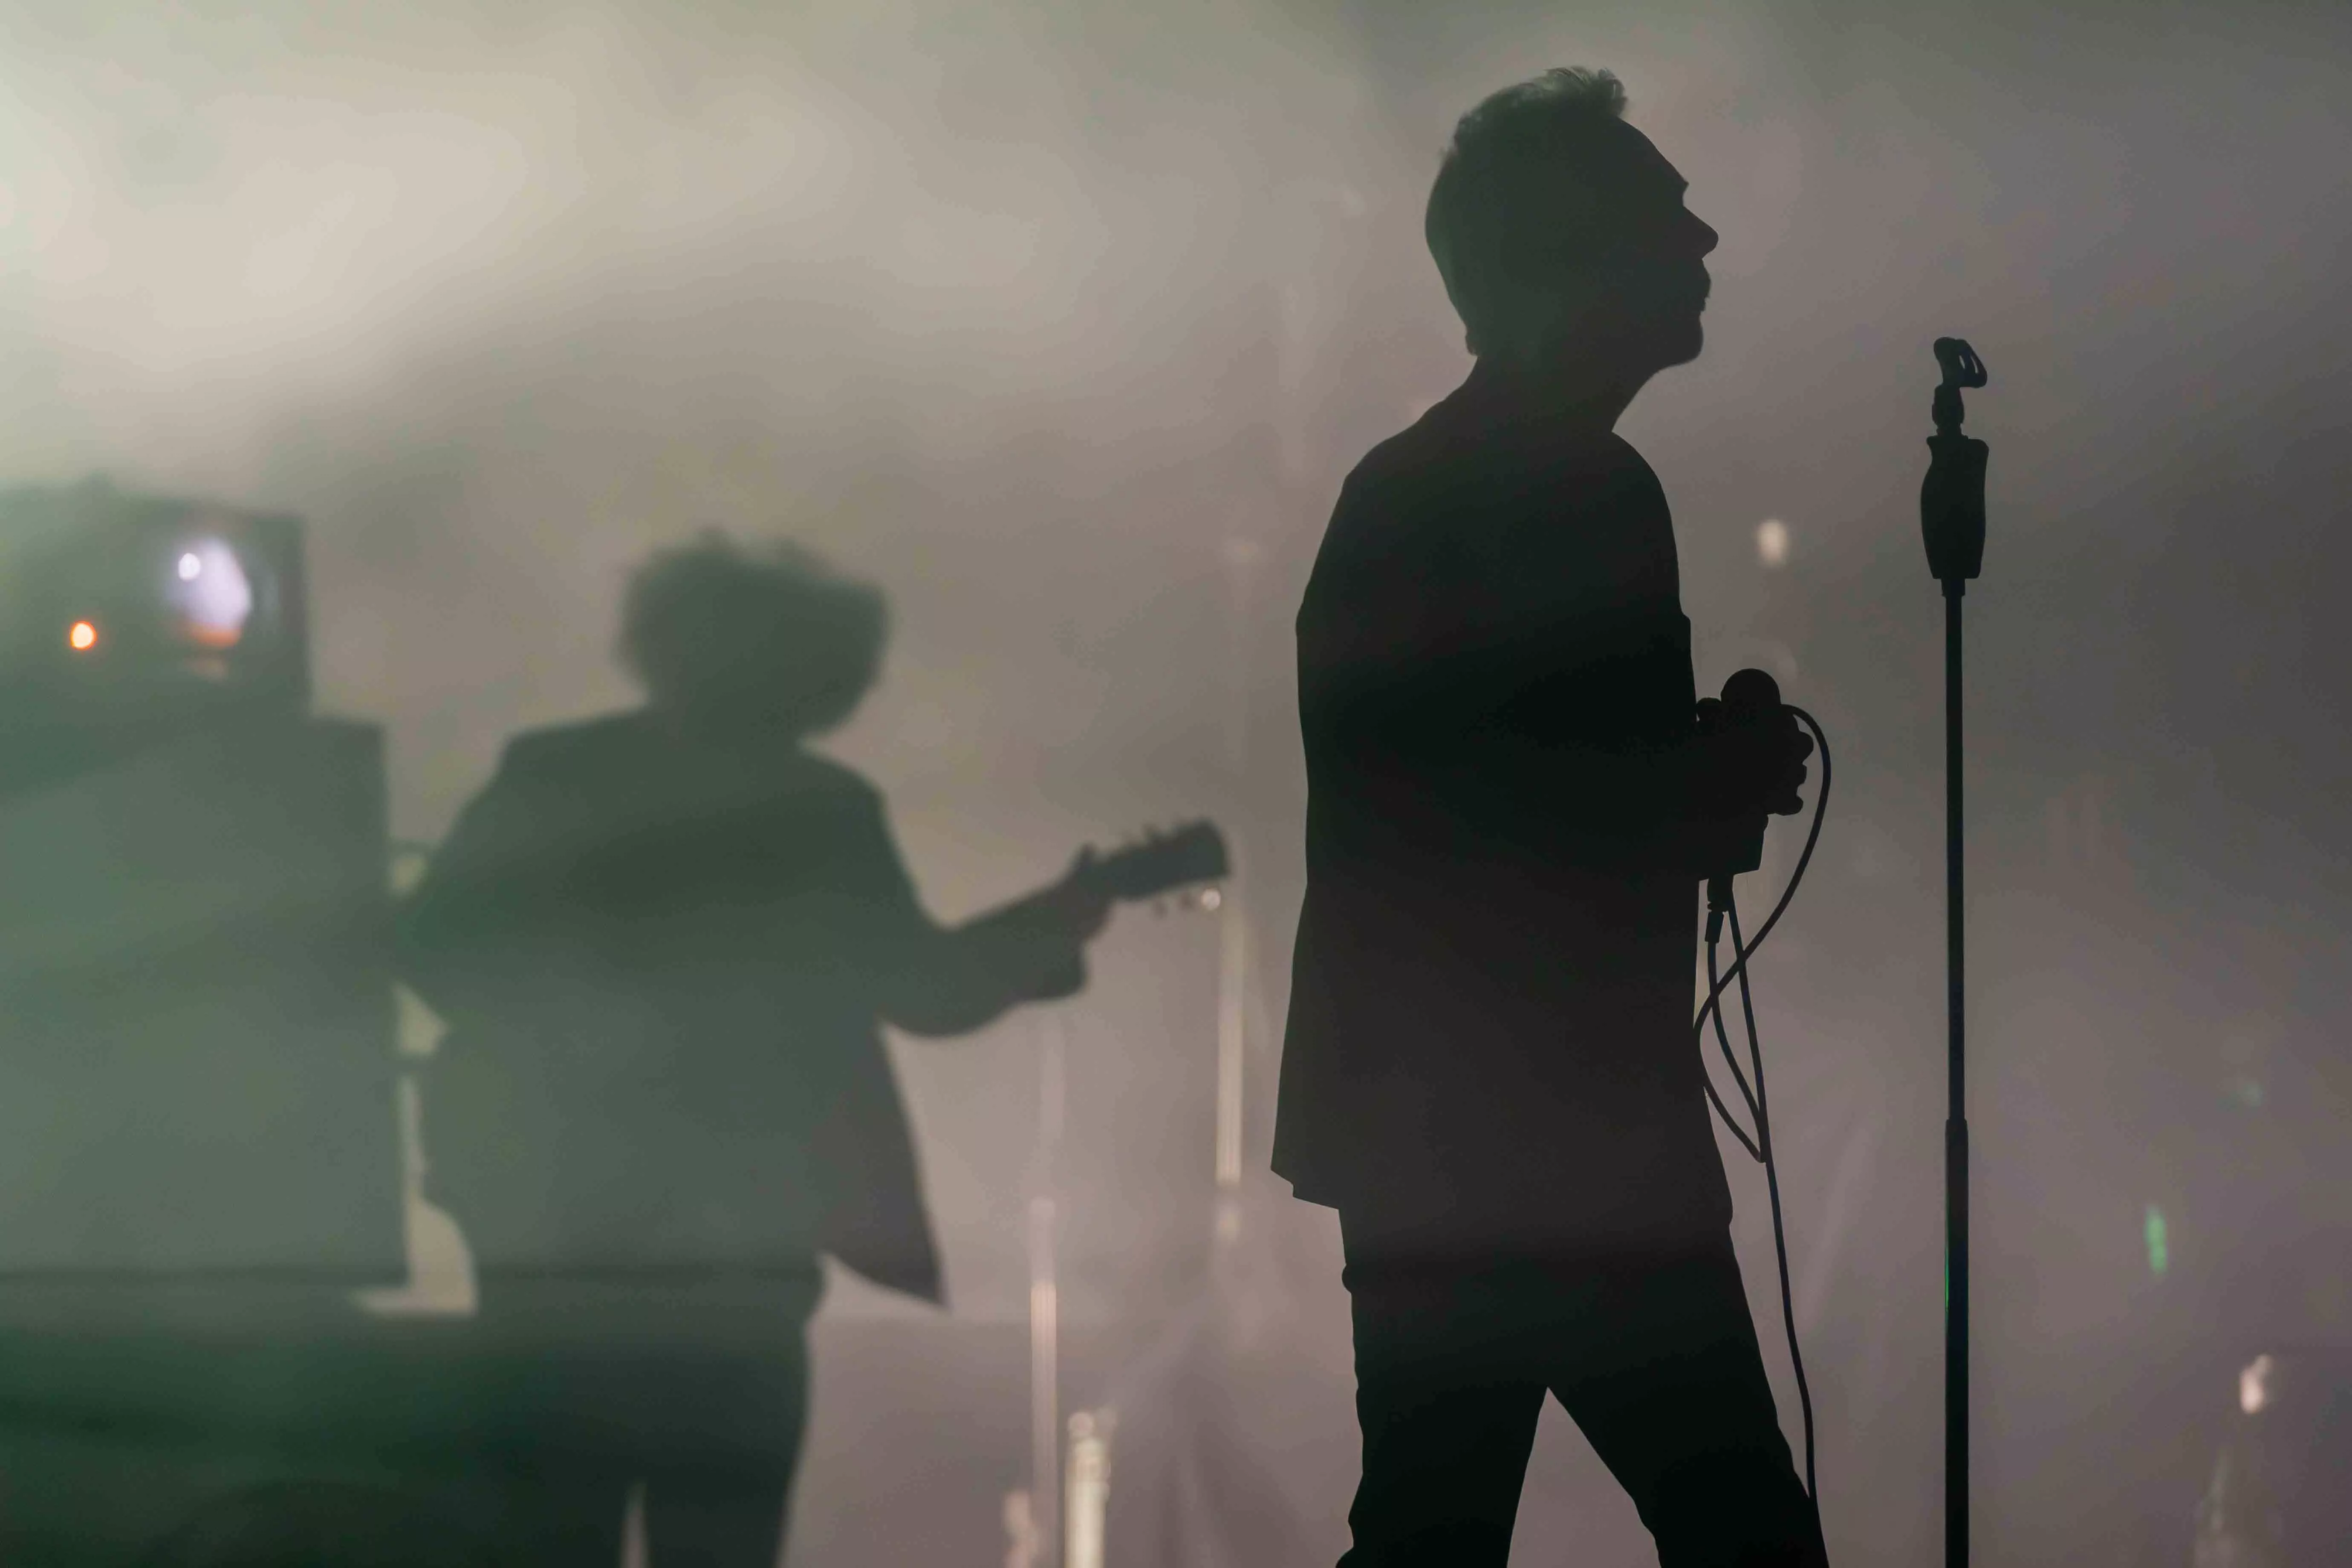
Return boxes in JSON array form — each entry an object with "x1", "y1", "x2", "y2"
[
  {"x1": 478, "y1": 1346, "x2": 806, "y2": 1568},
  {"x1": 1338, "y1": 1217, "x2": 1827, "y2": 1568},
  {"x1": 419, "y1": 1275, "x2": 819, "y2": 1568}
]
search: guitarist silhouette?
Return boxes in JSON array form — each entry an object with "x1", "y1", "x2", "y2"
[{"x1": 397, "y1": 532, "x2": 1217, "y2": 1568}]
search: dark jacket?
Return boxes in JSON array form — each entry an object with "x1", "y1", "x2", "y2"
[
  {"x1": 399, "y1": 713, "x2": 1019, "y2": 1303},
  {"x1": 1274, "y1": 369, "x2": 1732, "y2": 1256}
]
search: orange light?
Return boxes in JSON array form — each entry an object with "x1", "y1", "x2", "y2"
[{"x1": 67, "y1": 621, "x2": 97, "y2": 652}]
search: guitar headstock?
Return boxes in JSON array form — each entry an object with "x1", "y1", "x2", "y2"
[{"x1": 1084, "y1": 820, "x2": 1229, "y2": 904}]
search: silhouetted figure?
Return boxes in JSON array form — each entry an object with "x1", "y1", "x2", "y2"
[
  {"x1": 1275, "y1": 70, "x2": 1825, "y2": 1566},
  {"x1": 398, "y1": 534, "x2": 1110, "y2": 1566},
  {"x1": 135, "y1": 1483, "x2": 495, "y2": 1568}
]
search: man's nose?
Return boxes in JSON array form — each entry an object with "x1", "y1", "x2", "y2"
[{"x1": 1690, "y1": 213, "x2": 1719, "y2": 258}]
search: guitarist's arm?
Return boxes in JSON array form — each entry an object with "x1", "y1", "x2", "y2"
[
  {"x1": 875, "y1": 846, "x2": 1112, "y2": 1037},
  {"x1": 395, "y1": 739, "x2": 577, "y2": 1028}
]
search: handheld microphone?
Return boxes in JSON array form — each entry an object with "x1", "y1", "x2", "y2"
[
  {"x1": 1713, "y1": 667, "x2": 1781, "y2": 867},
  {"x1": 1687, "y1": 662, "x2": 1826, "y2": 1503},
  {"x1": 1699, "y1": 667, "x2": 1783, "y2": 930}
]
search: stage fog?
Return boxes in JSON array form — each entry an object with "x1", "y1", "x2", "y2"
[{"x1": 0, "y1": 2, "x2": 2344, "y2": 1564}]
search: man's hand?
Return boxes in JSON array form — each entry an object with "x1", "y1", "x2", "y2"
[
  {"x1": 1693, "y1": 699, "x2": 1813, "y2": 819},
  {"x1": 991, "y1": 848, "x2": 1113, "y2": 1002},
  {"x1": 1033, "y1": 847, "x2": 1115, "y2": 942}
]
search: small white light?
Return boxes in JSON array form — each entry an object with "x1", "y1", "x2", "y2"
[
  {"x1": 2240, "y1": 1352, "x2": 2274, "y2": 1415},
  {"x1": 1197, "y1": 887, "x2": 1223, "y2": 911},
  {"x1": 1757, "y1": 519, "x2": 1791, "y2": 568},
  {"x1": 168, "y1": 537, "x2": 253, "y2": 648}
]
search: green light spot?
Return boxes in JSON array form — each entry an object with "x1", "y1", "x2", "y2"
[{"x1": 2145, "y1": 1204, "x2": 2170, "y2": 1278}]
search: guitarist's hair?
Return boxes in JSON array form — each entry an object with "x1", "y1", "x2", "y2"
[{"x1": 618, "y1": 530, "x2": 887, "y2": 735}]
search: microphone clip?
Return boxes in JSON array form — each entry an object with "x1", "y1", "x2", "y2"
[{"x1": 1922, "y1": 337, "x2": 1990, "y2": 589}]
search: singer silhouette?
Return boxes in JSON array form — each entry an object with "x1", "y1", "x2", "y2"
[{"x1": 1275, "y1": 69, "x2": 1826, "y2": 1567}]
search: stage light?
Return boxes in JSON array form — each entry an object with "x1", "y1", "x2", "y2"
[
  {"x1": 1757, "y1": 518, "x2": 1791, "y2": 568},
  {"x1": 167, "y1": 536, "x2": 254, "y2": 650},
  {"x1": 0, "y1": 483, "x2": 309, "y2": 726},
  {"x1": 2241, "y1": 1353, "x2": 2275, "y2": 1415}
]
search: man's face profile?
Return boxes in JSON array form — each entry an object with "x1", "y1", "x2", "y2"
[{"x1": 1524, "y1": 121, "x2": 1718, "y2": 376}]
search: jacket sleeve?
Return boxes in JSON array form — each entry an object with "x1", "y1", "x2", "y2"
[
  {"x1": 395, "y1": 738, "x2": 590, "y2": 1026},
  {"x1": 848, "y1": 791, "x2": 1086, "y2": 1037}
]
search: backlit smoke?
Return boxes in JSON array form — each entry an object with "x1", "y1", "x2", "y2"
[{"x1": 0, "y1": 4, "x2": 2346, "y2": 1566}]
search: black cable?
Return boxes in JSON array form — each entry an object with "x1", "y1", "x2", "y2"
[
  {"x1": 1689, "y1": 707, "x2": 1832, "y2": 1504},
  {"x1": 1698, "y1": 1052, "x2": 1763, "y2": 1164},
  {"x1": 1731, "y1": 894, "x2": 1817, "y2": 1501},
  {"x1": 1703, "y1": 939, "x2": 1763, "y2": 1163},
  {"x1": 1694, "y1": 707, "x2": 1829, "y2": 1155},
  {"x1": 1692, "y1": 707, "x2": 1832, "y2": 1044}
]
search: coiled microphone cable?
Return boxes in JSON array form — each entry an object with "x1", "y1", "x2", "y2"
[{"x1": 1693, "y1": 705, "x2": 1832, "y2": 1502}]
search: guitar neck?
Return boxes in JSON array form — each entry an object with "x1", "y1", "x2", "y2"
[
  {"x1": 974, "y1": 873, "x2": 1086, "y2": 927},
  {"x1": 969, "y1": 823, "x2": 1226, "y2": 925}
]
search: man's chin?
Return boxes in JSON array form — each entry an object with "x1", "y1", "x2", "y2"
[{"x1": 1661, "y1": 316, "x2": 1706, "y2": 367}]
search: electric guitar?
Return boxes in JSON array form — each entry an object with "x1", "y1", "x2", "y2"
[
  {"x1": 984, "y1": 820, "x2": 1231, "y2": 928},
  {"x1": 1076, "y1": 820, "x2": 1230, "y2": 906}
]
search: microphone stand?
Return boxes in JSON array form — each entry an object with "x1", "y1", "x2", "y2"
[{"x1": 1920, "y1": 338, "x2": 1988, "y2": 1568}]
